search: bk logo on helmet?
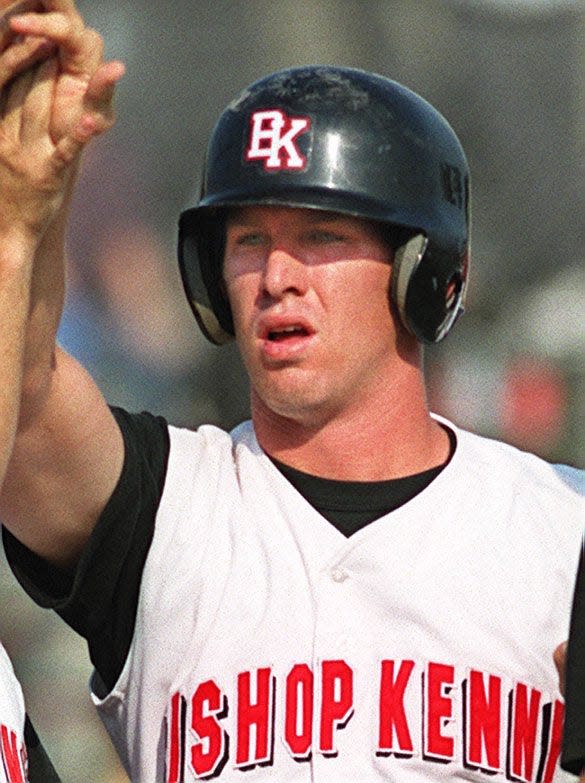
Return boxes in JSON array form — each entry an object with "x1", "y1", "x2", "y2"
[{"x1": 245, "y1": 109, "x2": 311, "y2": 171}]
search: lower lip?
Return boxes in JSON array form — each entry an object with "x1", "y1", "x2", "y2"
[{"x1": 259, "y1": 333, "x2": 316, "y2": 361}]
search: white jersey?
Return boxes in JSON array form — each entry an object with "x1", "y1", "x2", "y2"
[
  {"x1": 93, "y1": 418, "x2": 584, "y2": 782},
  {"x1": 0, "y1": 643, "x2": 27, "y2": 783}
]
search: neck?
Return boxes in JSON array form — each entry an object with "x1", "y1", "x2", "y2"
[{"x1": 251, "y1": 366, "x2": 450, "y2": 482}]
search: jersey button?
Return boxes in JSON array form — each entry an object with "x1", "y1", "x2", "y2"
[{"x1": 331, "y1": 566, "x2": 349, "y2": 583}]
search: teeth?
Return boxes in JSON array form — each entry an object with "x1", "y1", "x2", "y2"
[{"x1": 268, "y1": 325, "x2": 304, "y2": 340}]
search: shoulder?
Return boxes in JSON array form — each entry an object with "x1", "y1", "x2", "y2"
[
  {"x1": 164, "y1": 419, "x2": 252, "y2": 465},
  {"x1": 442, "y1": 414, "x2": 585, "y2": 501},
  {"x1": 438, "y1": 415, "x2": 584, "y2": 562},
  {"x1": 165, "y1": 419, "x2": 256, "y2": 465},
  {"x1": 155, "y1": 419, "x2": 257, "y2": 513},
  {"x1": 442, "y1": 421, "x2": 584, "y2": 596},
  {"x1": 112, "y1": 411, "x2": 255, "y2": 493}
]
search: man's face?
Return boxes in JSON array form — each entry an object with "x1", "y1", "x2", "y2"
[{"x1": 223, "y1": 205, "x2": 402, "y2": 427}]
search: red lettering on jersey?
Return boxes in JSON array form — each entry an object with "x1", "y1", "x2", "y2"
[
  {"x1": 508, "y1": 682, "x2": 541, "y2": 782},
  {"x1": 540, "y1": 700, "x2": 564, "y2": 783},
  {"x1": 159, "y1": 657, "x2": 563, "y2": 778},
  {"x1": 377, "y1": 659, "x2": 415, "y2": 755},
  {"x1": 245, "y1": 110, "x2": 311, "y2": 170},
  {"x1": 319, "y1": 660, "x2": 354, "y2": 756},
  {"x1": 424, "y1": 662, "x2": 455, "y2": 761},
  {"x1": 190, "y1": 680, "x2": 227, "y2": 779},
  {"x1": 464, "y1": 670, "x2": 502, "y2": 772},
  {"x1": 0, "y1": 725, "x2": 25, "y2": 783},
  {"x1": 284, "y1": 664, "x2": 313, "y2": 759},
  {"x1": 166, "y1": 692, "x2": 186, "y2": 783},
  {"x1": 235, "y1": 667, "x2": 274, "y2": 768}
]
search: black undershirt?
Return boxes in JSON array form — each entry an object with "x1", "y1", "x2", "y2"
[
  {"x1": 3, "y1": 409, "x2": 454, "y2": 695},
  {"x1": 271, "y1": 456, "x2": 446, "y2": 536}
]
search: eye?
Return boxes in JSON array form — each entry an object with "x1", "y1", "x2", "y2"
[
  {"x1": 228, "y1": 230, "x2": 266, "y2": 248},
  {"x1": 306, "y1": 229, "x2": 346, "y2": 244},
  {"x1": 240, "y1": 232, "x2": 265, "y2": 246}
]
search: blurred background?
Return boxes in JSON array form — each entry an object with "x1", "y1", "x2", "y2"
[{"x1": 0, "y1": 0, "x2": 583, "y2": 780}]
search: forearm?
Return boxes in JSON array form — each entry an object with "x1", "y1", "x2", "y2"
[
  {"x1": 0, "y1": 239, "x2": 34, "y2": 484},
  {"x1": 20, "y1": 178, "x2": 75, "y2": 424}
]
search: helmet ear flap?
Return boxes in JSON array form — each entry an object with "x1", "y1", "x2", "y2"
[
  {"x1": 391, "y1": 234, "x2": 428, "y2": 338},
  {"x1": 178, "y1": 209, "x2": 235, "y2": 345},
  {"x1": 391, "y1": 234, "x2": 467, "y2": 344}
]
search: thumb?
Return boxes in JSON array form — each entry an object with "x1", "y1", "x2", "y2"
[
  {"x1": 65, "y1": 59, "x2": 125, "y2": 144},
  {"x1": 553, "y1": 641, "x2": 567, "y2": 696}
]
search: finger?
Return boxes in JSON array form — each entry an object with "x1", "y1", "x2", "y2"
[
  {"x1": 20, "y1": 53, "x2": 56, "y2": 142},
  {"x1": 0, "y1": 0, "x2": 41, "y2": 18},
  {"x1": 19, "y1": 16, "x2": 102, "y2": 77},
  {"x1": 0, "y1": 34, "x2": 55, "y2": 88},
  {"x1": 74, "y1": 25, "x2": 103, "y2": 75},
  {"x1": 553, "y1": 640, "x2": 567, "y2": 695},
  {"x1": 553, "y1": 640, "x2": 567, "y2": 669},
  {"x1": 40, "y1": 0, "x2": 78, "y2": 11},
  {"x1": 66, "y1": 59, "x2": 124, "y2": 143},
  {"x1": 0, "y1": 0, "x2": 41, "y2": 50},
  {"x1": 52, "y1": 126, "x2": 84, "y2": 167},
  {"x1": 9, "y1": 11, "x2": 95, "y2": 74},
  {"x1": 85, "y1": 58, "x2": 125, "y2": 107},
  {"x1": 50, "y1": 61, "x2": 123, "y2": 163},
  {"x1": 1, "y1": 60, "x2": 34, "y2": 135}
]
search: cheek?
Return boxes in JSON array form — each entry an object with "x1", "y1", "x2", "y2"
[
  {"x1": 223, "y1": 274, "x2": 257, "y2": 333},
  {"x1": 329, "y1": 268, "x2": 392, "y2": 332}
]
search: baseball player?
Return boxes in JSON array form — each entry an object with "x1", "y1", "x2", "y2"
[{"x1": 0, "y1": 3, "x2": 583, "y2": 782}]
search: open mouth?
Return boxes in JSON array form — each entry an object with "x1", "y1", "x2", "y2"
[{"x1": 267, "y1": 325, "x2": 309, "y2": 342}]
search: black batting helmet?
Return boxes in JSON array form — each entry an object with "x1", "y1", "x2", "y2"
[{"x1": 178, "y1": 65, "x2": 470, "y2": 344}]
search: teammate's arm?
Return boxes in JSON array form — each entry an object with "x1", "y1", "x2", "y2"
[{"x1": 0, "y1": 0, "x2": 126, "y2": 570}]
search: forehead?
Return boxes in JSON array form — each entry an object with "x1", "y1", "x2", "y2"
[{"x1": 225, "y1": 205, "x2": 380, "y2": 233}]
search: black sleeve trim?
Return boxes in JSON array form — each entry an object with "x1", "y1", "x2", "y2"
[{"x1": 2, "y1": 407, "x2": 170, "y2": 692}]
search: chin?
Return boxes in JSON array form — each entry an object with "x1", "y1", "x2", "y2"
[{"x1": 253, "y1": 372, "x2": 331, "y2": 422}]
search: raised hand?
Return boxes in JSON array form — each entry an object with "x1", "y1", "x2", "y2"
[
  {"x1": 7, "y1": 0, "x2": 125, "y2": 145},
  {"x1": 0, "y1": 0, "x2": 124, "y2": 246},
  {"x1": 0, "y1": 0, "x2": 125, "y2": 428},
  {"x1": 0, "y1": 56, "x2": 71, "y2": 242}
]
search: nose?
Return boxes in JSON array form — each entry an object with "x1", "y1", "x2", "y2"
[{"x1": 262, "y1": 246, "x2": 308, "y2": 300}]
